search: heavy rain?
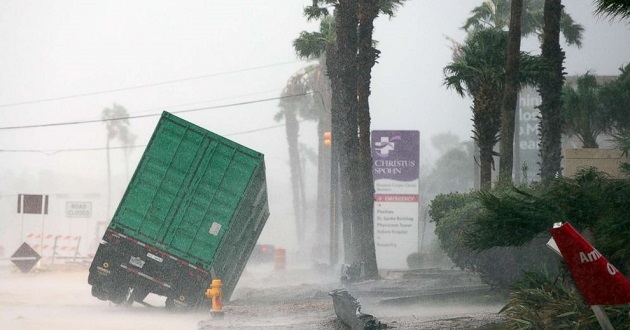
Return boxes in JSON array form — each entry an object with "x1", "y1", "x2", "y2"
[{"x1": 1, "y1": 1, "x2": 630, "y2": 329}]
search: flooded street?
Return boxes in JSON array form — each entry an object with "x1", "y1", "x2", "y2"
[
  {"x1": 0, "y1": 264, "x2": 204, "y2": 330},
  {"x1": 0, "y1": 262, "x2": 506, "y2": 329},
  {"x1": 0, "y1": 262, "x2": 340, "y2": 330}
]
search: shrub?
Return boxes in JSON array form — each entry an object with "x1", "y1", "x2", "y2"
[
  {"x1": 502, "y1": 270, "x2": 630, "y2": 329},
  {"x1": 430, "y1": 192, "x2": 558, "y2": 289},
  {"x1": 406, "y1": 252, "x2": 425, "y2": 269}
]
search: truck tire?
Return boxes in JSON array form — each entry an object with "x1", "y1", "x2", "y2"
[
  {"x1": 165, "y1": 297, "x2": 176, "y2": 310},
  {"x1": 109, "y1": 286, "x2": 130, "y2": 305},
  {"x1": 128, "y1": 288, "x2": 149, "y2": 304},
  {"x1": 91, "y1": 286, "x2": 108, "y2": 301}
]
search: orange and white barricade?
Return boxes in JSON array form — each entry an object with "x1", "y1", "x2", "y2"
[{"x1": 25, "y1": 233, "x2": 81, "y2": 263}]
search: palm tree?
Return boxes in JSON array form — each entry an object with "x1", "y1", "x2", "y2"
[
  {"x1": 477, "y1": 0, "x2": 593, "y2": 182},
  {"x1": 538, "y1": 0, "x2": 564, "y2": 180},
  {"x1": 334, "y1": 0, "x2": 361, "y2": 266},
  {"x1": 309, "y1": 64, "x2": 333, "y2": 260},
  {"x1": 354, "y1": 0, "x2": 406, "y2": 278},
  {"x1": 300, "y1": 2, "x2": 359, "y2": 266},
  {"x1": 601, "y1": 63, "x2": 630, "y2": 132},
  {"x1": 102, "y1": 104, "x2": 135, "y2": 220},
  {"x1": 294, "y1": 15, "x2": 337, "y2": 263},
  {"x1": 299, "y1": 1, "x2": 359, "y2": 267},
  {"x1": 561, "y1": 72, "x2": 609, "y2": 148},
  {"x1": 499, "y1": 0, "x2": 524, "y2": 183},
  {"x1": 463, "y1": 0, "x2": 583, "y2": 183},
  {"x1": 445, "y1": 28, "x2": 538, "y2": 188},
  {"x1": 463, "y1": 0, "x2": 583, "y2": 47},
  {"x1": 276, "y1": 67, "x2": 321, "y2": 250},
  {"x1": 297, "y1": 1, "x2": 405, "y2": 277}
]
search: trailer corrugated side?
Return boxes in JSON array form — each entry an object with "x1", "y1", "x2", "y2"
[{"x1": 88, "y1": 111, "x2": 270, "y2": 308}]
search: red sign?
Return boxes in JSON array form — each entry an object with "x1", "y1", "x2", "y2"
[
  {"x1": 373, "y1": 194, "x2": 419, "y2": 202},
  {"x1": 551, "y1": 222, "x2": 630, "y2": 305}
]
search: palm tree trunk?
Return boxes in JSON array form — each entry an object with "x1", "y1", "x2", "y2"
[
  {"x1": 475, "y1": 84, "x2": 501, "y2": 188},
  {"x1": 336, "y1": 0, "x2": 360, "y2": 264},
  {"x1": 581, "y1": 133, "x2": 599, "y2": 148},
  {"x1": 479, "y1": 146, "x2": 494, "y2": 188},
  {"x1": 298, "y1": 151, "x2": 308, "y2": 226},
  {"x1": 315, "y1": 61, "x2": 332, "y2": 262},
  {"x1": 326, "y1": 37, "x2": 344, "y2": 266},
  {"x1": 285, "y1": 110, "x2": 305, "y2": 247},
  {"x1": 357, "y1": 0, "x2": 380, "y2": 278},
  {"x1": 499, "y1": 0, "x2": 523, "y2": 184},
  {"x1": 539, "y1": 0, "x2": 565, "y2": 180}
]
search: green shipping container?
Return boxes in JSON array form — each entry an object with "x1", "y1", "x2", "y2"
[{"x1": 89, "y1": 111, "x2": 269, "y2": 306}]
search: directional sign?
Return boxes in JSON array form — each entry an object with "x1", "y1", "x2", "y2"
[
  {"x1": 372, "y1": 130, "x2": 420, "y2": 269},
  {"x1": 66, "y1": 201, "x2": 92, "y2": 218},
  {"x1": 11, "y1": 242, "x2": 41, "y2": 273}
]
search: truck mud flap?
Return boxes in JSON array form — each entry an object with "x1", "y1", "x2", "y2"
[{"x1": 328, "y1": 289, "x2": 385, "y2": 330}]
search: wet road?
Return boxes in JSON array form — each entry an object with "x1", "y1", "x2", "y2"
[{"x1": 0, "y1": 262, "x2": 506, "y2": 330}]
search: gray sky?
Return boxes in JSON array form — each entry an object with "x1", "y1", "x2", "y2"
[{"x1": 0, "y1": 1, "x2": 628, "y2": 250}]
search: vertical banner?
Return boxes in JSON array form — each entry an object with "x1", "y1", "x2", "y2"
[{"x1": 372, "y1": 130, "x2": 420, "y2": 269}]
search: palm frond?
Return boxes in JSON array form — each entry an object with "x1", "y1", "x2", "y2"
[
  {"x1": 377, "y1": 0, "x2": 407, "y2": 17},
  {"x1": 303, "y1": 5, "x2": 329, "y2": 21},
  {"x1": 559, "y1": 12, "x2": 584, "y2": 48},
  {"x1": 594, "y1": 0, "x2": 630, "y2": 20},
  {"x1": 465, "y1": 186, "x2": 559, "y2": 251},
  {"x1": 462, "y1": 0, "x2": 499, "y2": 31},
  {"x1": 293, "y1": 31, "x2": 327, "y2": 60}
]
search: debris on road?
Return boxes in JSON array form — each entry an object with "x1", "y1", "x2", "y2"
[{"x1": 329, "y1": 288, "x2": 385, "y2": 330}]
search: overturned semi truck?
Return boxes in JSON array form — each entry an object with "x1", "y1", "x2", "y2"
[{"x1": 88, "y1": 112, "x2": 270, "y2": 309}]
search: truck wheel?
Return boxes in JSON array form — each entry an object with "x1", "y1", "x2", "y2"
[
  {"x1": 165, "y1": 297, "x2": 176, "y2": 310},
  {"x1": 110, "y1": 287, "x2": 130, "y2": 305},
  {"x1": 129, "y1": 288, "x2": 149, "y2": 304},
  {"x1": 165, "y1": 296, "x2": 189, "y2": 311},
  {"x1": 91, "y1": 286, "x2": 108, "y2": 301}
]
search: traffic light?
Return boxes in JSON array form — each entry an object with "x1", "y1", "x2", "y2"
[
  {"x1": 323, "y1": 131, "x2": 332, "y2": 147},
  {"x1": 249, "y1": 244, "x2": 275, "y2": 263}
]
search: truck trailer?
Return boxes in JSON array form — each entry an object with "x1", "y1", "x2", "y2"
[{"x1": 88, "y1": 112, "x2": 270, "y2": 309}]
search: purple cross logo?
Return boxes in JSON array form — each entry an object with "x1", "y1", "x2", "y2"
[{"x1": 374, "y1": 135, "x2": 401, "y2": 157}]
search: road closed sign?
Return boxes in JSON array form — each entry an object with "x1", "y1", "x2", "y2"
[{"x1": 66, "y1": 201, "x2": 92, "y2": 218}]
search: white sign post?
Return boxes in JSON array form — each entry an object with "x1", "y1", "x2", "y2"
[
  {"x1": 17, "y1": 194, "x2": 49, "y2": 256},
  {"x1": 372, "y1": 130, "x2": 420, "y2": 269}
]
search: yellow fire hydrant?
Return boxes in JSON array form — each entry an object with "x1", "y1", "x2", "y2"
[{"x1": 205, "y1": 279, "x2": 223, "y2": 318}]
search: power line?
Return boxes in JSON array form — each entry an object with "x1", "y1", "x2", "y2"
[
  {"x1": 0, "y1": 92, "x2": 312, "y2": 130},
  {"x1": 136, "y1": 88, "x2": 284, "y2": 115},
  {"x1": 0, "y1": 145, "x2": 146, "y2": 155},
  {"x1": 0, "y1": 121, "x2": 308, "y2": 155},
  {"x1": 225, "y1": 123, "x2": 289, "y2": 136},
  {"x1": 0, "y1": 61, "x2": 300, "y2": 109},
  {"x1": 0, "y1": 91, "x2": 318, "y2": 154}
]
